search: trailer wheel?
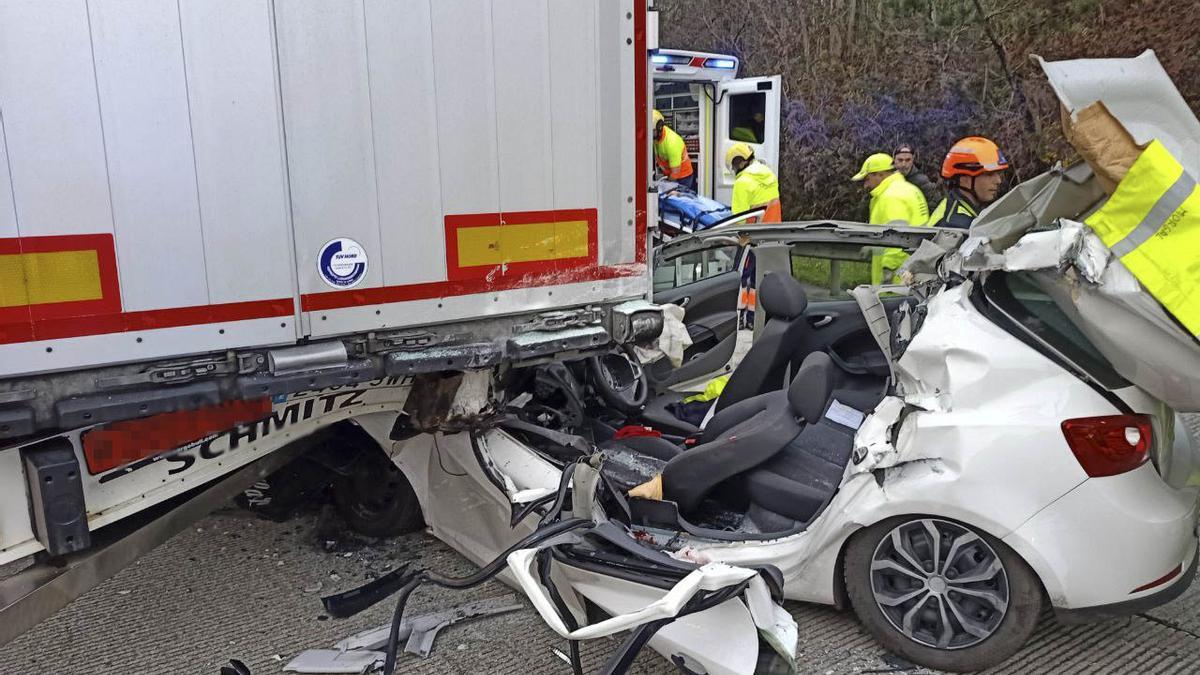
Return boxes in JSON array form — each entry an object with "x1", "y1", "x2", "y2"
[
  {"x1": 844, "y1": 515, "x2": 1042, "y2": 672},
  {"x1": 332, "y1": 447, "x2": 424, "y2": 537}
]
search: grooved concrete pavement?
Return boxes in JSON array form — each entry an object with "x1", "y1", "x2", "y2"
[{"x1": 2, "y1": 506, "x2": 1199, "y2": 674}]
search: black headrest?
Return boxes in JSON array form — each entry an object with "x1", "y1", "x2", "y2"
[
  {"x1": 788, "y1": 352, "x2": 836, "y2": 423},
  {"x1": 759, "y1": 273, "x2": 808, "y2": 319}
]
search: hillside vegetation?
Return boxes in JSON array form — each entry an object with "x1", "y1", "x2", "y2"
[{"x1": 657, "y1": 0, "x2": 1200, "y2": 219}]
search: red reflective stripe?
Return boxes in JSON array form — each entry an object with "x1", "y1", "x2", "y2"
[
  {"x1": 634, "y1": 1, "x2": 648, "y2": 264},
  {"x1": 81, "y1": 397, "x2": 273, "y2": 475},
  {"x1": 302, "y1": 264, "x2": 641, "y2": 312},
  {"x1": 1131, "y1": 564, "x2": 1183, "y2": 594},
  {"x1": 0, "y1": 297, "x2": 294, "y2": 345}
]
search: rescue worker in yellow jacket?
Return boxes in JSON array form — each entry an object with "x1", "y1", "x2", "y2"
[
  {"x1": 725, "y1": 142, "x2": 782, "y2": 332},
  {"x1": 928, "y1": 136, "x2": 1009, "y2": 229},
  {"x1": 653, "y1": 109, "x2": 695, "y2": 191},
  {"x1": 726, "y1": 142, "x2": 782, "y2": 223},
  {"x1": 851, "y1": 153, "x2": 929, "y2": 284}
]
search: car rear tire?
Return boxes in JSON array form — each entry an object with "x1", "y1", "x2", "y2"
[
  {"x1": 332, "y1": 446, "x2": 424, "y2": 538},
  {"x1": 844, "y1": 515, "x2": 1042, "y2": 672}
]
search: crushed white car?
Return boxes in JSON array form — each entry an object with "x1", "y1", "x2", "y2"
[{"x1": 318, "y1": 51, "x2": 1200, "y2": 674}]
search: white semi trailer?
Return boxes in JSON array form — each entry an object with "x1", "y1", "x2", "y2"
[{"x1": 0, "y1": 0, "x2": 665, "y2": 640}]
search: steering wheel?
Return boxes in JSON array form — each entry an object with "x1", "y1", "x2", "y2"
[{"x1": 586, "y1": 344, "x2": 649, "y2": 414}]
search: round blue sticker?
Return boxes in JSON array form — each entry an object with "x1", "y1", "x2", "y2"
[{"x1": 317, "y1": 238, "x2": 368, "y2": 288}]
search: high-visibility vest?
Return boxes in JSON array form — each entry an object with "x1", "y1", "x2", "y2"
[
  {"x1": 928, "y1": 190, "x2": 978, "y2": 229},
  {"x1": 654, "y1": 126, "x2": 694, "y2": 181},
  {"x1": 868, "y1": 172, "x2": 929, "y2": 284},
  {"x1": 731, "y1": 161, "x2": 782, "y2": 223},
  {"x1": 1085, "y1": 140, "x2": 1200, "y2": 337}
]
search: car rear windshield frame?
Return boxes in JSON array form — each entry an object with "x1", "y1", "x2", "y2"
[{"x1": 974, "y1": 271, "x2": 1130, "y2": 390}]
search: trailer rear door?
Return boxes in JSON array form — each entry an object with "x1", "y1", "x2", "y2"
[
  {"x1": 274, "y1": 0, "x2": 649, "y2": 339},
  {"x1": 0, "y1": 0, "x2": 650, "y2": 375}
]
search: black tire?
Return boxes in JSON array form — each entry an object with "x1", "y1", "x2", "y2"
[
  {"x1": 332, "y1": 447, "x2": 424, "y2": 538},
  {"x1": 844, "y1": 515, "x2": 1043, "y2": 672},
  {"x1": 235, "y1": 458, "x2": 333, "y2": 521}
]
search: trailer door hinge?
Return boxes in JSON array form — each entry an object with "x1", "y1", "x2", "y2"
[
  {"x1": 96, "y1": 351, "x2": 265, "y2": 389},
  {"x1": 364, "y1": 330, "x2": 473, "y2": 354}
]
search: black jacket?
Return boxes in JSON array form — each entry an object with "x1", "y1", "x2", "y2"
[{"x1": 903, "y1": 170, "x2": 937, "y2": 204}]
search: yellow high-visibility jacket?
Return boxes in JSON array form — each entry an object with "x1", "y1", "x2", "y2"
[
  {"x1": 654, "y1": 126, "x2": 694, "y2": 181},
  {"x1": 731, "y1": 161, "x2": 782, "y2": 223},
  {"x1": 868, "y1": 172, "x2": 929, "y2": 283},
  {"x1": 1086, "y1": 140, "x2": 1200, "y2": 337}
]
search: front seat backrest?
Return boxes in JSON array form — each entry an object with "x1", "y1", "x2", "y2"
[
  {"x1": 712, "y1": 272, "x2": 812, "y2": 414},
  {"x1": 788, "y1": 351, "x2": 836, "y2": 423},
  {"x1": 660, "y1": 353, "x2": 837, "y2": 514}
]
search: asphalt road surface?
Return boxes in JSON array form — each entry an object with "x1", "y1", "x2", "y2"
[{"x1": 4, "y1": 505, "x2": 1200, "y2": 675}]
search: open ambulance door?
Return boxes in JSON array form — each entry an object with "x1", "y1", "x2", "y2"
[{"x1": 714, "y1": 76, "x2": 781, "y2": 206}]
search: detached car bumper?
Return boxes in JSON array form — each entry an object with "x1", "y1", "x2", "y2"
[{"x1": 1002, "y1": 463, "x2": 1200, "y2": 619}]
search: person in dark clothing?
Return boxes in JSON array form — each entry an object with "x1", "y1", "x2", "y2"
[{"x1": 893, "y1": 143, "x2": 936, "y2": 205}]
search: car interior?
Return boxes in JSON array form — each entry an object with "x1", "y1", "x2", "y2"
[{"x1": 504, "y1": 267, "x2": 901, "y2": 540}]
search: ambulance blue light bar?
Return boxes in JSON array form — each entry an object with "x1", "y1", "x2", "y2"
[
  {"x1": 651, "y1": 53, "x2": 692, "y2": 66},
  {"x1": 704, "y1": 58, "x2": 737, "y2": 69}
]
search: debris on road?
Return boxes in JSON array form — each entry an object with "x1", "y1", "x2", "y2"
[
  {"x1": 330, "y1": 595, "x2": 524, "y2": 657},
  {"x1": 282, "y1": 649, "x2": 384, "y2": 674},
  {"x1": 283, "y1": 594, "x2": 526, "y2": 673}
]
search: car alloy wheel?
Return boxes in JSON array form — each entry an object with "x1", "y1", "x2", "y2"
[{"x1": 869, "y1": 518, "x2": 1010, "y2": 650}]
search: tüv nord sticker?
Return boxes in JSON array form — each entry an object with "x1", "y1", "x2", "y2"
[{"x1": 318, "y1": 238, "x2": 368, "y2": 288}]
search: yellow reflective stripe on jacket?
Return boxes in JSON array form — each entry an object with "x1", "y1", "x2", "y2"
[
  {"x1": 1109, "y1": 170, "x2": 1195, "y2": 257},
  {"x1": 928, "y1": 193, "x2": 977, "y2": 228},
  {"x1": 1086, "y1": 140, "x2": 1200, "y2": 337}
]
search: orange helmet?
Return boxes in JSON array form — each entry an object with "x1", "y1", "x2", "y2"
[{"x1": 940, "y1": 136, "x2": 1009, "y2": 179}]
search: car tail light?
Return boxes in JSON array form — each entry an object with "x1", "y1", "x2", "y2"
[{"x1": 1061, "y1": 414, "x2": 1153, "y2": 477}]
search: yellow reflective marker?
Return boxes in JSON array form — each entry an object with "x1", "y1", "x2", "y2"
[
  {"x1": 457, "y1": 220, "x2": 590, "y2": 267},
  {"x1": 0, "y1": 250, "x2": 103, "y2": 307}
]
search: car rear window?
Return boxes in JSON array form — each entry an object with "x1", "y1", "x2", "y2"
[{"x1": 981, "y1": 272, "x2": 1128, "y2": 389}]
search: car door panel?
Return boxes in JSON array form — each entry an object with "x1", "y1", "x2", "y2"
[{"x1": 791, "y1": 298, "x2": 910, "y2": 378}]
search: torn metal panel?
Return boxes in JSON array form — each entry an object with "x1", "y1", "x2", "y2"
[
  {"x1": 511, "y1": 554, "x2": 759, "y2": 640},
  {"x1": 1000, "y1": 221, "x2": 1086, "y2": 271},
  {"x1": 1033, "y1": 266, "x2": 1200, "y2": 411},
  {"x1": 448, "y1": 369, "x2": 493, "y2": 418},
  {"x1": 282, "y1": 649, "x2": 384, "y2": 673},
  {"x1": 402, "y1": 372, "x2": 464, "y2": 431},
  {"x1": 1037, "y1": 50, "x2": 1200, "y2": 179},
  {"x1": 402, "y1": 599, "x2": 523, "y2": 658},
  {"x1": 555, "y1": 562, "x2": 767, "y2": 675},
  {"x1": 850, "y1": 396, "x2": 905, "y2": 472},
  {"x1": 909, "y1": 201, "x2": 1200, "y2": 411},
  {"x1": 891, "y1": 283, "x2": 987, "y2": 412},
  {"x1": 332, "y1": 596, "x2": 524, "y2": 653},
  {"x1": 969, "y1": 163, "x2": 1106, "y2": 251}
]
